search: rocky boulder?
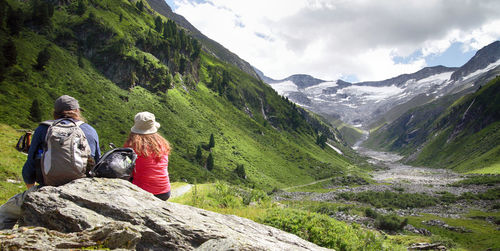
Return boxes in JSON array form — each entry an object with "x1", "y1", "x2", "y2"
[{"x1": 0, "y1": 178, "x2": 330, "y2": 250}]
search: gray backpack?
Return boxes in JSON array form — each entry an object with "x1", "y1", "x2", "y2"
[{"x1": 41, "y1": 119, "x2": 92, "y2": 186}]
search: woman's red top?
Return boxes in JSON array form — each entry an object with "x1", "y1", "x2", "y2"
[{"x1": 132, "y1": 155, "x2": 170, "y2": 195}]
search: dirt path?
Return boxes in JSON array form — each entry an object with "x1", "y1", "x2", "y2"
[{"x1": 170, "y1": 184, "x2": 192, "y2": 198}]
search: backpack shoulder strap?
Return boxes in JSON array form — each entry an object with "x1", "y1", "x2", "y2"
[
  {"x1": 74, "y1": 120, "x2": 85, "y2": 127},
  {"x1": 40, "y1": 120, "x2": 54, "y2": 127}
]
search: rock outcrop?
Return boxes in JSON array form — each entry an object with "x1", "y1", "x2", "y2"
[{"x1": 0, "y1": 178, "x2": 330, "y2": 250}]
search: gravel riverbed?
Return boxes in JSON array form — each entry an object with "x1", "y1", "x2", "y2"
[{"x1": 274, "y1": 147, "x2": 500, "y2": 218}]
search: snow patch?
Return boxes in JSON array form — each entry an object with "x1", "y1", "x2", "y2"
[
  {"x1": 462, "y1": 59, "x2": 500, "y2": 80},
  {"x1": 269, "y1": 81, "x2": 298, "y2": 95},
  {"x1": 417, "y1": 71, "x2": 453, "y2": 84},
  {"x1": 326, "y1": 143, "x2": 343, "y2": 155},
  {"x1": 304, "y1": 81, "x2": 338, "y2": 95},
  {"x1": 338, "y1": 85, "x2": 403, "y2": 101}
]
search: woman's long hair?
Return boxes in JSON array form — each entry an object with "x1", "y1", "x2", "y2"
[
  {"x1": 124, "y1": 132, "x2": 171, "y2": 159},
  {"x1": 54, "y1": 109, "x2": 85, "y2": 121}
]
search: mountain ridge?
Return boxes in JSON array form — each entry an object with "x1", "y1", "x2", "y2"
[{"x1": 260, "y1": 41, "x2": 500, "y2": 129}]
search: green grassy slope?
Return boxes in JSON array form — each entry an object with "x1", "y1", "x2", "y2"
[
  {"x1": 0, "y1": 0, "x2": 362, "y2": 197},
  {"x1": 366, "y1": 76, "x2": 500, "y2": 172}
]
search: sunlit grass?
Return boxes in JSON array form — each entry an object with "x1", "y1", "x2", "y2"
[
  {"x1": 467, "y1": 162, "x2": 500, "y2": 174},
  {"x1": 0, "y1": 124, "x2": 28, "y2": 204},
  {"x1": 407, "y1": 213, "x2": 500, "y2": 251}
]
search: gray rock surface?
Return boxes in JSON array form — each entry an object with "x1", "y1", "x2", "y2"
[{"x1": 1, "y1": 178, "x2": 330, "y2": 250}]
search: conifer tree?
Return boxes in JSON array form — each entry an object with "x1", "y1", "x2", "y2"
[
  {"x1": 3, "y1": 39, "x2": 17, "y2": 67},
  {"x1": 78, "y1": 52, "x2": 84, "y2": 68},
  {"x1": 135, "y1": 1, "x2": 143, "y2": 12},
  {"x1": 154, "y1": 16, "x2": 162, "y2": 33},
  {"x1": 32, "y1": 0, "x2": 53, "y2": 26},
  {"x1": 29, "y1": 99, "x2": 42, "y2": 122},
  {"x1": 195, "y1": 145, "x2": 202, "y2": 164},
  {"x1": 7, "y1": 7, "x2": 23, "y2": 35},
  {"x1": 206, "y1": 152, "x2": 214, "y2": 171},
  {"x1": 34, "y1": 47, "x2": 50, "y2": 70},
  {"x1": 208, "y1": 133, "x2": 215, "y2": 149},
  {"x1": 316, "y1": 134, "x2": 327, "y2": 149},
  {"x1": 76, "y1": 0, "x2": 86, "y2": 16},
  {"x1": 0, "y1": 0, "x2": 6, "y2": 27},
  {"x1": 235, "y1": 164, "x2": 246, "y2": 179}
]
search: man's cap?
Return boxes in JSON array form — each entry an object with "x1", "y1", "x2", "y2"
[{"x1": 54, "y1": 95, "x2": 80, "y2": 113}]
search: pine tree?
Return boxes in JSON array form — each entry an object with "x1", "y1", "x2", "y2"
[
  {"x1": 208, "y1": 133, "x2": 215, "y2": 149},
  {"x1": 195, "y1": 145, "x2": 202, "y2": 164},
  {"x1": 316, "y1": 134, "x2": 327, "y2": 149},
  {"x1": 76, "y1": 0, "x2": 86, "y2": 16},
  {"x1": 32, "y1": 0, "x2": 53, "y2": 26},
  {"x1": 154, "y1": 16, "x2": 163, "y2": 33},
  {"x1": 206, "y1": 152, "x2": 214, "y2": 171},
  {"x1": 7, "y1": 7, "x2": 23, "y2": 35},
  {"x1": 34, "y1": 47, "x2": 50, "y2": 70},
  {"x1": 190, "y1": 39, "x2": 201, "y2": 60},
  {"x1": 29, "y1": 99, "x2": 42, "y2": 122},
  {"x1": 3, "y1": 39, "x2": 17, "y2": 67},
  {"x1": 78, "y1": 52, "x2": 84, "y2": 68},
  {"x1": 135, "y1": 1, "x2": 143, "y2": 12},
  {"x1": 235, "y1": 164, "x2": 246, "y2": 179},
  {"x1": 0, "y1": 0, "x2": 6, "y2": 27}
]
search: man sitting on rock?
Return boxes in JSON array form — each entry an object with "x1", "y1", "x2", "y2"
[{"x1": 0, "y1": 95, "x2": 101, "y2": 229}]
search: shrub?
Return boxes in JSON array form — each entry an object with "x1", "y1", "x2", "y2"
[
  {"x1": 339, "y1": 191, "x2": 437, "y2": 209},
  {"x1": 364, "y1": 208, "x2": 379, "y2": 219},
  {"x1": 375, "y1": 214, "x2": 408, "y2": 232},
  {"x1": 212, "y1": 182, "x2": 241, "y2": 208},
  {"x1": 315, "y1": 204, "x2": 337, "y2": 216},
  {"x1": 492, "y1": 203, "x2": 500, "y2": 210},
  {"x1": 477, "y1": 188, "x2": 500, "y2": 200},
  {"x1": 438, "y1": 191, "x2": 458, "y2": 203},
  {"x1": 259, "y1": 208, "x2": 404, "y2": 251}
]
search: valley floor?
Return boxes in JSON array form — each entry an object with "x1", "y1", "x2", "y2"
[
  {"x1": 273, "y1": 146, "x2": 500, "y2": 250},
  {"x1": 277, "y1": 146, "x2": 499, "y2": 215}
]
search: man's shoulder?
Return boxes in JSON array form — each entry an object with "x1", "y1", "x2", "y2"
[{"x1": 79, "y1": 123, "x2": 98, "y2": 136}]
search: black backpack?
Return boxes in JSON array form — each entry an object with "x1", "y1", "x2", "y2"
[
  {"x1": 15, "y1": 130, "x2": 33, "y2": 154},
  {"x1": 89, "y1": 147, "x2": 137, "y2": 180}
]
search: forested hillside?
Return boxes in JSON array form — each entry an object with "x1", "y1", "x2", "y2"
[{"x1": 0, "y1": 0, "x2": 363, "y2": 193}]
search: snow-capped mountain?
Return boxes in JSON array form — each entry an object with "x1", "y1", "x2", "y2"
[{"x1": 259, "y1": 41, "x2": 500, "y2": 128}]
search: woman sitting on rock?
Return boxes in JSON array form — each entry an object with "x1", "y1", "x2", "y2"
[{"x1": 124, "y1": 112, "x2": 171, "y2": 201}]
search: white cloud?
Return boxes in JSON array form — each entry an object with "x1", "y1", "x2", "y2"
[{"x1": 172, "y1": 0, "x2": 500, "y2": 82}]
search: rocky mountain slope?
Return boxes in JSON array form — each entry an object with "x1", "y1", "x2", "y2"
[
  {"x1": 261, "y1": 41, "x2": 500, "y2": 128},
  {"x1": 0, "y1": 178, "x2": 329, "y2": 250},
  {"x1": 365, "y1": 76, "x2": 500, "y2": 172}
]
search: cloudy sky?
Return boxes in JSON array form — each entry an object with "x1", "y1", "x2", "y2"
[{"x1": 164, "y1": 0, "x2": 500, "y2": 82}]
